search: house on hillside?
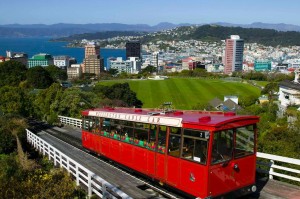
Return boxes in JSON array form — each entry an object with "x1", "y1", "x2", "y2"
[
  {"x1": 278, "y1": 69, "x2": 300, "y2": 108},
  {"x1": 209, "y1": 97, "x2": 242, "y2": 112}
]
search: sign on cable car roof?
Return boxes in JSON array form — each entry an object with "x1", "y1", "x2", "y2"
[
  {"x1": 84, "y1": 107, "x2": 259, "y2": 128},
  {"x1": 88, "y1": 110, "x2": 183, "y2": 127}
]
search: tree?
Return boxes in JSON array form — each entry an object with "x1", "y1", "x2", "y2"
[
  {"x1": 94, "y1": 83, "x2": 143, "y2": 108},
  {"x1": 261, "y1": 82, "x2": 279, "y2": 101},
  {"x1": 45, "y1": 65, "x2": 67, "y2": 81},
  {"x1": 0, "y1": 86, "x2": 30, "y2": 116},
  {"x1": 108, "y1": 68, "x2": 118, "y2": 76},
  {"x1": 0, "y1": 60, "x2": 27, "y2": 87},
  {"x1": 26, "y1": 66, "x2": 54, "y2": 89},
  {"x1": 239, "y1": 95, "x2": 259, "y2": 108},
  {"x1": 32, "y1": 83, "x2": 63, "y2": 122},
  {"x1": 52, "y1": 88, "x2": 100, "y2": 118},
  {"x1": 140, "y1": 65, "x2": 156, "y2": 74}
]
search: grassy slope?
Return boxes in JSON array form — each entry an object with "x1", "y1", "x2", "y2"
[{"x1": 97, "y1": 78, "x2": 261, "y2": 109}]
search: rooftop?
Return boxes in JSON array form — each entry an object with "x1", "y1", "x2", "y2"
[{"x1": 82, "y1": 107, "x2": 258, "y2": 128}]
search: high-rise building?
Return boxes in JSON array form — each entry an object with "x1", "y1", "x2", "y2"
[
  {"x1": 224, "y1": 35, "x2": 244, "y2": 74},
  {"x1": 83, "y1": 42, "x2": 103, "y2": 76},
  {"x1": 85, "y1": 42, "x2": 100, "y2": 58},
  {"x1": 83, "y1": 55, "x2": 104, "y2": 76},
  {"x1": 126, "y1": 41, "x2": 141, "y2": 59}
]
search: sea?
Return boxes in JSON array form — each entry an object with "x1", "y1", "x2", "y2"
[{"x1": 0, "y1": 37, "x2": 126, "y2": 66}]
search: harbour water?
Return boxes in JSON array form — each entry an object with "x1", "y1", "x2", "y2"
[
  {"x1": 0, "y1": 37, "x2": 126, "y2": 66},
  {"x1": 0, "y1": 37, "x2": 85, "y2": 63}
]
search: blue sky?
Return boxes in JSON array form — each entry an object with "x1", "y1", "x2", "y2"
[{"x1": 2, "y1": 0, "x2": 300, "y2": 25}]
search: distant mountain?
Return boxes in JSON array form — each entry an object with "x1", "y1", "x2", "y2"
[
  {"x1": 0, "y1": 23, "x2": 186, "y2": 38},
  {"x1": 0, "y1": 22, "x2": 300, "y2": 38}
]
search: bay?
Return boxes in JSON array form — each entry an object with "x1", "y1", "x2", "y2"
[
  {"x1": 0, "y1": 37, "x2": 128, "y2": 67},
  {"x1": 0, "y1": 37, "x2": 85, "y2": 63}
]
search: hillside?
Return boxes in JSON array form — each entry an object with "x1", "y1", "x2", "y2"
[
  {"x1": 51, "y1": 31, "x2": 147, "y2": 42},
  {"x1": 57, "y1": 25, "x2": 300, "y2": 47},
  {"x1": 141, "y1": 25, "x2": 300, "y2": 46},
  {"x1": 96, "y1": 78, "x2": 261, "y2": 109}
]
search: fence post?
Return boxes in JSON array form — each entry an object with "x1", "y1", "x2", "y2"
[
  {"x1": 75, "y1": 164, "x2": 80, "y2": 186},
  {"x1": 88, "y1": 173, "x2": 92, "y2": 198},
  {"x1": 102, "y1": 183, "x2": 108, "y2": 199},
  {"x1": 269, "y1": 160, "x2": 274, "y2": 180}
]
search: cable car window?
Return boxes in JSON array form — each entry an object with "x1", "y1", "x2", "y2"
[
  {"x1": 108, "y1": 119, "x2": 121, "y2": 139},
  {"x1": 94, "y1": 118, "x2": 101, "y2": 135},
  {"x1": 182, "y1": 129, "x2": 208, "y2": 164},
  {"x1": 101, "y1": 118, "x2": 110, "y2": 136},
  {"x1": 148, "y1": 124, "x2": 157, "y2": 151},
  {"x1": 212, "y1": 130, "x2": 233, "y2": 165},
  {"x1": 83, "y1": 116, "x2": 90, "y2": 132},
  {"x1": 133, "y1": 123, "x2": 149, "y2": 147},
  {"x1": 168, "y1": 127, "x2": 181, "y2": 157},
  {"x1": 158, "y1": 126, "x2": 167, "y2": 154},
  {"x1": 235, "y1": 125, "x2": 255, "y2": 158}
]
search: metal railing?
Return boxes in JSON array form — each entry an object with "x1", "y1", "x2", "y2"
[
  {"x1": 26, "y1": 129, "x2": 132, "y2": 199},
  {"x1": 58, "y1": 115, "x2": 300, "y2": 184}
]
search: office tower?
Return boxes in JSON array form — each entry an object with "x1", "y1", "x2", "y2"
[
  {"x1": 83, "y1": 42, "x2": 103, "y2": 76},
  {"x1": 85, "y1": 42, "x2": 100, "y2": 58},
  {"x1": 126, "y1": 41, "x2": 141, "y2": 59},
  {"x1": 224, "y1": 35, "x2": 244, "y2": 74}
]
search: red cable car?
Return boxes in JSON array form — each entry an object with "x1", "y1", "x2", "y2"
[{"x1": 81, "y1": 107, "x2": 259, "y2": 198}]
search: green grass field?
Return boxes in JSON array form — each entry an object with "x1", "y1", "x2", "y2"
[{"x1": 97, "y1": 78, "x2": 261, "y2": 109}]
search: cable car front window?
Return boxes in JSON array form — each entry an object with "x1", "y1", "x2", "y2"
[
  {"x1": 212, "y1": 130, "x2": 234, "y2": 165},
  {"x1": 234, "y1": 125, "x2": 255, "y2": 158}
]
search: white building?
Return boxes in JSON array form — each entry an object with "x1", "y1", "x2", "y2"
[
  {"x1": 67, "y1": 64, "x2": 82, "y2": 79},
  {"x1": 278, "y1": 69, "x2": 300, "y2": 107},
  {"x1": 54, "y1": 56, "x2": 70, "y2": 69},
  {"x1": 109, "y1": 57, "x2": 141, "y2": 74}
]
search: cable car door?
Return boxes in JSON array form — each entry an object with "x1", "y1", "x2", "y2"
[{"x1": 209, "y1": 130, "x2": 235, "y2": 196}]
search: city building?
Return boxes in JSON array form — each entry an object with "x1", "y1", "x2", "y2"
[
  {"x1": 126, "y1": 41, "x2": 141, "y2": 59},
  {"x1": 109, "y1": 57, "x2": 141, "y2": 74},
  {"x1": 83, "y1": 55, "x2": 104, "y2": 76},
  {"x1": 27, "y1": 53, "x2": 53, "y2": 68},
  {"x1": 224, "y1": 35, "x2": 244, "y2": 74},
  {"x1": 4, "y1": 51, "x2": 28, "y2": 65},
  {"x1": 82, "y1": 43, "x2": 104, "y2": 76},
  {"x1": 67, "y1": 64, "x2": 82, "y2": 80},
  {"x1": 0, "y1": 56, "x2": 5, "y2": 63},
  {"x1": 278, "y1": 69, "x2": 300, "y2": 108},
  {"x1": 254, "y1": 60, "x2": 271, "y2": 71},
  {"x1": 101, "y1": 48, "x2": 126, "y2": 69},
  {"x1": 85, "y1": 42, "x2": 100, "y2": 58},
  {"x1": 53, "y1": 55, "x2": 70, "y2": 69}
]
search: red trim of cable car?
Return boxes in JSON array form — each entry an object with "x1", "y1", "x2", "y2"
[{"x1": 81, "y1": 107, "x2": 259, "y2": 198}]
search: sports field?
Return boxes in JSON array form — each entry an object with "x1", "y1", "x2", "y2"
[{"x1": 97, "y1": 78, "x2": 261, "y2": 109}]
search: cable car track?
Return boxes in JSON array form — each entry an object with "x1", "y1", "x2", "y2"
[{"x1": 27, "y1": 119, "x2": 185, "y2": 199}]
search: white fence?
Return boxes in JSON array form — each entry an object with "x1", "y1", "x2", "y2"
[
  {"x1": 26, "y1": 129, "x2": 132, "y2": 199},
  {"x1": 256, "y1": 152, "x2": 300, "y2": 182},
  {"x1": 58, "y1": 116, "x2": 82, "y2": 128},
  {"x1": 58, "y1": 115, "x2": 300, "y2": 184}
]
